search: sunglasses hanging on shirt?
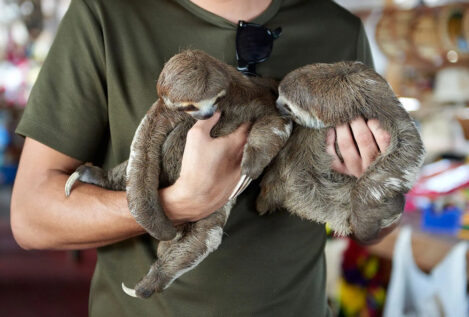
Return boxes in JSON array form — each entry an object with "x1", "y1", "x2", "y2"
[{"x1": 236, "y1": 21, "x2": 282, "y2": 77}]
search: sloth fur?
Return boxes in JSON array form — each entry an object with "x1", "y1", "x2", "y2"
[
  {"x1": 257, "y1": 61, "x2": 425, "y2": 242},
  {"x1": 65, "y1": 50, "x2": 291, "y2": 298}
]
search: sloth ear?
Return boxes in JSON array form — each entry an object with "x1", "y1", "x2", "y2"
[{"x1": 156, "y1": 70, "x2": 167, "y2": 97}]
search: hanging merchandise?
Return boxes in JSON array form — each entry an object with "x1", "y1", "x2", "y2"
[
  {"x1": 438, "y1": 5, "x2": 469, "y2": 63},
  {"x1": 383, "y1": 226, "x2": 469, "y2": 317},
  {"x1": 410, "y1": 9, "x2": 445, "y2": 66},
  {"x1": 376, "y1": 10, "x2": 415, "y2": 62},
  {"x1": 337, "y1": 239, "x2": 388, "y2": 317}
]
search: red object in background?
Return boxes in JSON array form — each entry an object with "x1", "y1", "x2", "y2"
[
  {"x1": 409, "y1": 160, "x2": 469, "y2": 198},
  {"x1": 0, "y1": 221, "x2": 96, "y2": 317}
]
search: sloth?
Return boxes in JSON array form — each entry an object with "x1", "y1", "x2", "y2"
[
  {"x1": 64, "y1": 50, "x2": 291, "y2": 298},
  {"x1": 256, "y1": 61, "x2": 425, "y2": 242}
]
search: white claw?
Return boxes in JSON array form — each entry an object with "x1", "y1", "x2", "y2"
[
  {"x1": 234, "y1": 177, "x2": 252, "y2": 198},
  {"x1": 238, "y1": 177, "x2": 252, "y2": 194},
  {"x1": 65, "y1": 171, "x2": 80, "y2": 197},
  {"x1": 230, "y1": 175, "x2": 253, "y2": 200},
  {"x1": 122, "y1": 282, "x2": 137, "y2": 298},
  {"x1": 229, "y1": 175, "x2": 247, "y2": 200}
]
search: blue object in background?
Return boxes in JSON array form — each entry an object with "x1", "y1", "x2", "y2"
[{"x1": 421, "y1": 204, "x2": 462, "y2": 235}]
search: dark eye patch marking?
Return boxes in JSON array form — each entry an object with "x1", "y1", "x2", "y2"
[
  {"x1": 177, "y1": 104, "x2": 198, "y2": 112},
  {"x1": 214, "y1": 95, "x2": 225, "y2": 105}
]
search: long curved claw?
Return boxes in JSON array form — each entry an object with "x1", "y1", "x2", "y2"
[
  {"x1": 229, "y1": 175, "x2": 247, "y2": 200},
  {"x1": 229, "y1": 175, "x2": 252, "y2": 200},
  {"x1": 65, "y1": 171, "x2": 81, "y2": 197},
  {"x1": 238, "y1": 177, "x2": 252, "y2": 195},
  {"x1": 122, "y1": 283, "x2": 137, "y2": 298}
]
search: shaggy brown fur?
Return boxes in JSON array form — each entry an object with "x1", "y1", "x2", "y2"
[
  {"x1": 65, "y1": 50, "x2": 290, "y2": 298},
  {"x1": 257, "y1": 61, "x2": 425, "y2": 242}
]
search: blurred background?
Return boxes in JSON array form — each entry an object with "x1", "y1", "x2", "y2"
[{"x1": 1, "y1": 0, "x2": 469, "y2": 316}]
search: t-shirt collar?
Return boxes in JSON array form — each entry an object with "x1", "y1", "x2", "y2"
[{"x1": 174, "y1": 0, "x2": 283, "y2": 29}]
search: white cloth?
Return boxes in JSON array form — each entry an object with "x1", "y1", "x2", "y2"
[{"x1": 383, "y1": 226, "x2": 469, "y2": 317}]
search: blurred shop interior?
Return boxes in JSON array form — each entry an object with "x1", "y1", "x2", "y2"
[{"x1": 1, "y1": 0, "x2": 469, "y2": 316}]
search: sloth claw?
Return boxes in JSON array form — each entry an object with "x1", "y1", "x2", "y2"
[
  {"x1": 239, "y1": 177, "x2": 252, "y2": 195},
  {"x1": 229, "y1": 175, "x2": 246, "y2": 200},
  {"x1": 122, "y1": 283, "x2": 137, "y2": 298},
  {"x1": 229, "y1": 175, "x2": 252, "y2": 200},
  {"x1": 65, "y1": 171, "x2": 80, "y2": 197}
]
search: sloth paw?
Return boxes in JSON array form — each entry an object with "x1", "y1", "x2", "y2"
[
  {"x1": 64, "y1": 165, "x2": 103, "y2": 196},
  {"x1": 122, "y1": 282, "x2": 156, "y2": 299}
]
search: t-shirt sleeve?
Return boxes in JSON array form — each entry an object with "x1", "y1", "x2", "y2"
[
  {"x1": 355, "y1": 22, "x2": 375, "y2": 70},
  {"x1": 16, "y1": 0, "x2": 108, "y2": 162}
]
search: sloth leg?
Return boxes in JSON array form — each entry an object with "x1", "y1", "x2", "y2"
[
  {"x1": 122, "y1": 202, "x2": 231, "y2": 298},
  {"x1": 256, "y1": 166, "x2": 285, "y2": 215},
  {"x1": 65, "y1": 161, "x2": 128, "y2": 196},
  {"x1": 350, "y1": 193, "x2": 405, "y2": 242},
  {"x1": 234, "y1": 115, "x2": 292, "y2": 200}
]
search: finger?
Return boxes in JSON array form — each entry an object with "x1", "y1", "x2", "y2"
[
  {"x1": 325, "y1": 128, "x2": 347, "y2": 174},
  {"x1": 336, "y1": 123, "x2": 362, "y2": 177},
  {"x1": 367, "y1": 119, "x2": 391, "y2": 153},
  {"x1": 223, "y1": 122, "x2": 251, "y2": 146},
  {"x1": 192, "y1": 111, "x2": 221, "y2": 133},
  {"x1": 350, "y1": 117, "x2": 379, "y2": 169},
  {"x1": 231, "y1": 122, "x2": 251, "y2": 138}
]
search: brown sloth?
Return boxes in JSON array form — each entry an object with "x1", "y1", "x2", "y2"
[
  {"x1": 257, "y1": 61, "x2": 425, "y2": 242},
  {"x1": 64, "y1": 50, "x2": 291, "y2": 298}
]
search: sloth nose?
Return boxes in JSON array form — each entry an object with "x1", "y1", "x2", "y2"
[{"x1": 192, "y1": 112, "x2": 214, "y2": 120}]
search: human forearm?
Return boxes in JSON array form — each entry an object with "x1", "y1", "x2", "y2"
[
  {"x1": 11, "y1": 168, "x2": 145, "y2": 250},
  {"x1": 12, "y1": 119, "x2": 248, "y2": 250}
]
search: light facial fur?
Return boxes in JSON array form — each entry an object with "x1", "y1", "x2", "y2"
[
  {"x1": 257, "y1": 61, "x2": 425, "y2": 242},
  {"x1": 64, "y1": 50, "x2": 290, "y2": 298}
]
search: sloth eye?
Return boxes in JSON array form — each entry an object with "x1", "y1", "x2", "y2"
[
  {"x1": 185, "y1": 104, "x2": 198, "y2": 111},
  {"x1": 177, "y1": 104, "x2": 198, "y2": 112},
  {"x1": 214, "y1": 96, "x2": 224, "y2": 105}
]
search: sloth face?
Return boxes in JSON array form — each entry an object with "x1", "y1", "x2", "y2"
[
  {"x1": 157, "y1": 50, "x2": 231, "y2": 120},
  {"x1": 163, "y1": 90, "x2": 226, "y2": 120},
  {"x1": 276, "y1": 94, "x2": 327, "y2": 129}
]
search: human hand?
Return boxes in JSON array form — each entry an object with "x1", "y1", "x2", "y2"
[
  {"x1": 161, "y1": 112, "x2": 250, "y2": 223},
  {"x1": 326, "y1": 117, "x2": 391, "y2": 178}
]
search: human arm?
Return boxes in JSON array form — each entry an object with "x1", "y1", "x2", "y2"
[{"x1": 11, "y1": 114, "x2": 248, "y2": 250}]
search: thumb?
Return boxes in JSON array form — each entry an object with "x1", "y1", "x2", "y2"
[
  {"x1": 223, "y1": 122, "x2": 251, "y2": 143},
  {"x1": 192, "y1": 112, "x2": 221, "y2": 134}
]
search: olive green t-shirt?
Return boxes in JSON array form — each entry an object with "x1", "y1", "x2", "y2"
[{"x1": 16, "y1": 0, "x2": 373, "y2": 316}]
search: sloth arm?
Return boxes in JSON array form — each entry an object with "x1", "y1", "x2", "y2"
[{"x1": 11, "y1": 120, "x2": 248, "y2": 250}]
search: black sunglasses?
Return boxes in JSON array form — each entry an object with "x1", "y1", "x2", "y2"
[{"x1": 236, "y1": 21, "x2": 282, "y2": 77}]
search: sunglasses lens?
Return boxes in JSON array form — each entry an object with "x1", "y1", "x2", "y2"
[{"x1": 236, "y1": 25, "x2": 273, "y2": 64}]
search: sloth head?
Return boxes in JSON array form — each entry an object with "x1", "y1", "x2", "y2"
[
  {"x1": 276, "y1": 61, "x2": 398, "y2": 128},
  {"x1": 157, "y1": 50, "x2": 230, "y2": 120}
]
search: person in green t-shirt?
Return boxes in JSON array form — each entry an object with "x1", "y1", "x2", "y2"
[{"x1": 11, "y1": 0, "x2": 399, "y2": 316}]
